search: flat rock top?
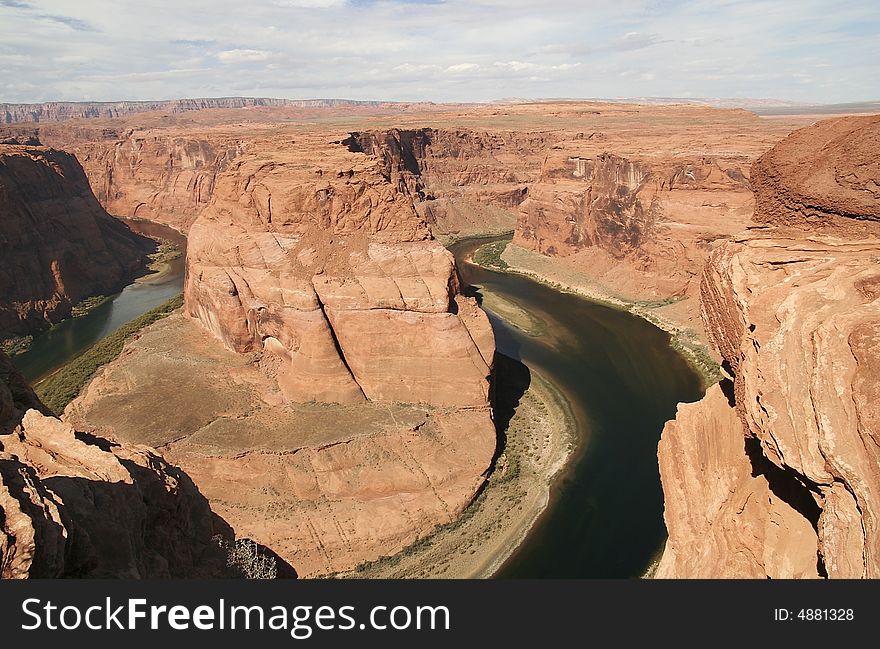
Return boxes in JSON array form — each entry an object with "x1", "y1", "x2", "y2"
[
  {"x1": 4, "y1": 100, "x2": 809, "y2": 163},
  {"x1": 754, "y1": 114, "x2": 880, "y2": 221}
]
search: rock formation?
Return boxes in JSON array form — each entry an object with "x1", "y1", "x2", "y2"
[
  {"x1": 64, "y1": 124, "x2": 498, "y2": 576},
  {"x1": 508, "y1": 123, "x2": 770, "y2": 331},
  {"x1": 0, "y1": 100, "x2": 820, "y2": 577},
  {"x1": 1, "y1": 104, "x2": 801, "y2": 337},
  {"x1": 183, "y1": 131, "x2": 495, "y2": 407},
  {"x1": 0, "y1": 350, "x2": 230, "y2": 578},
  {"x1": 657, "y1": 115, "x2": 880, "y2": 578},
  {"x1": 0, "y1": 144, "x2": 152, "y2": 345}
]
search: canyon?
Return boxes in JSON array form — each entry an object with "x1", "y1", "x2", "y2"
[
  {"x1": 4, "y1": 102, "x2": 804, "y2": 337},
  {"x1": 657, "y1": 115, "x2": 880, "y2": 578},
  {"x1": 4, "y1": 98, "x2": 875, "y2": 578},
  {"x1": 0, "y1": 145, "x2": 153, "y2": 348}
]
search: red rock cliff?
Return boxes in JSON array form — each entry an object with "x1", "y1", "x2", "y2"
[
  {"x1": 657, "y1": 115, "x2": 880, "y2": 578},
  {"x1": 0, "y1": 350, "x2": 231, "y2": 578},
  {"x1": 0, "y1": 145, "x2": 152, "y2": 345},
  {"x1": 183, "y1": 130, "x2": 495, "y2": 408}
]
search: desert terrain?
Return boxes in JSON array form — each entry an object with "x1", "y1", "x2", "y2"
[{"x1": 3, "y1": 98, "x2": 876, "y2": 579}]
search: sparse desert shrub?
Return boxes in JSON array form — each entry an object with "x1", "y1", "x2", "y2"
[
  {"x1": 218, "y1": 537, "x2": 278, "y2": 579},
  {"x1": 472, "y1": 240, "x2": 510, "y2": 270},
  {"x1": 1, "y1": 335, "x2": 33, "y2": 356}
]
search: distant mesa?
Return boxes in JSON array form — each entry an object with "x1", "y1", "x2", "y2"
[{"x1": 1, "y1": 97, "x2": 429, "y2": 124}]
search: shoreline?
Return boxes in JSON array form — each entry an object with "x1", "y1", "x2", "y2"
[
  {"x1": 472, "y1": 373, "x2": 578, "y2": 578},
  {"x1": 35, "y1": 295, "x2": 184, "y2": 413},
  {"x1": 468, "y1": 239, "x2": 721, "y2": 387},
  {"x1": 347, "y1": 228, "x2": 707, "y2": 579},
  {"x1": 342, "y1": 366, "x2": 577, "y2": 579}
]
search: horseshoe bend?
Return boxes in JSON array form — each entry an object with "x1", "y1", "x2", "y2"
[{"x1": 1, "y1": 101, "x2": 878, "y2": 579}]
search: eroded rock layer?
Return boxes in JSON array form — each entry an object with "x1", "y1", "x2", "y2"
[
  {"x1": 183, "y1": 132, "x2": 494, "y2": 409},
  {"x1": 63, "y1": 123, "x2": 498, "y2": 576},
  {"x1": 658, "y1": 115, "x2": 880, "y2": 578},
  {"x1": 65, "y1": 314, "x2": 496, "y2": 577},
  {"x1": 0, "y1": 145, "x2": 152, "y2": 344},
  {"x1": 0, "y1": 351, "x2": 229, "y2": 578}
]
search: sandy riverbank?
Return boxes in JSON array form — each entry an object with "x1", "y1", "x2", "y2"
[
  {"x1": 343, "y1": 364, "x2": 576, "y2": 579},
  {"x1": 483, "y1": 242, "x2": 721, "y2": 387}
]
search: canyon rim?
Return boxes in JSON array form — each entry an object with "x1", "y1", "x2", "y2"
[{"x1": 3, "y1": 5, "x2": 880, "y2": 648}]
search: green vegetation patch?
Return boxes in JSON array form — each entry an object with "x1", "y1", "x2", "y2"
[
  {"x1": 71, "y1": 294, "x2": 113, "y2": 317},
  {"x1": 1, "y1": 335, "x2": 33, "y2": 357},
  {"x1": 147, "y1": 239, "x2": 183, "y2": 269},
  {"x1": 36, "y1": 294, "x2": 184, "y2": 415},
  {"x1": 670, "y1": 332, "x2": 722, "y2": 388},
  {"x1": 472, "y1": 239, "x2": 510, "y2": 270}
]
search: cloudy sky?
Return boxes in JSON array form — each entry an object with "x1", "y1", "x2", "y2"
[{"x1": 1, "y1": 0, "x2": 878, "y2": 104}]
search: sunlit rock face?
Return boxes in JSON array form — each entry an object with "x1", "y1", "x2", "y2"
[{"x1": 658, "y1": 115, "x2": 880, "y2": 579}]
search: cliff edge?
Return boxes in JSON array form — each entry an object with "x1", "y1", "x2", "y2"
[
  {"x1": 1, "y1": 350, "x2": 230, "y2": 578},
  {"x1": 657, "y1": 115, "x2": 880, "y2": 578},
  {"x1": 0, "y1": 145, "x2": 152, "y2": 347}
]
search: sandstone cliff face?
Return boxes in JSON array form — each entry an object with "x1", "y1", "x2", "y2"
[
  {"x1": 73, "y1": 133, "x2": 243, "y2": 231},
  {"x1": 0, "y1": 351, "x2": 229, "y2": 578},
  {"x1": 657, "y1": 115, "x2": 880, "y2": 578},
  {"x1": 1, "y1": 115, "x2": 499, "y2": 575},
  {"x1": 512, "y1": 140, "x2": 755, "y2": 305},
  {"x1": 347, "y1": 127, "x2": 545, "y2": 236},
  {"x1": 43, "y1": 125, "x2": 542, "y2": 236},
  {"x1": 65, "y1": 133, "x2": 495, "y2": 576},
  {"x1": 183, "y1": 133, "x2": 494, "y2": 408},
  {"x1": 0, "y1": 145, "x2": 152, "y2": 344}
]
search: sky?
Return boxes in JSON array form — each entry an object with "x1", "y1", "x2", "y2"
[{"x1": 1, "y1": 0, "x2": 878, "y2": 104}]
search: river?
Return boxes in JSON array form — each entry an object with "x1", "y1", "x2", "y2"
[
  {"x1": 13, "y1": 219, "x2": 187, "y2": 383},
  {"x1": 448, "y1": 236, "x2": 704, "y2": 578},
  {"x1": 14, "y1": 225, "x2": 702, "y2": 578}
]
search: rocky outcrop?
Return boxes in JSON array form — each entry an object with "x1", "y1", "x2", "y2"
[
  {"x1": 184, "y1": 132, "x2": 494, "y2": 408},
  {"x1": 657, "y1": 115, "x2": 880, "y2": 578},
  {"x1": 74, "y1": 133, "x2": 243, "y2": 231},
  {"x1": 4, "y1": 114, "x2": 500, "y2": 576},
  {"x1": 0, "y1": 145, "x2": 152, "y2": 344},
  {"x1": 64, "y1": 128, "x2": 499, "y2": 575},
  {"x1": 346, "y1": 127, "x2": 545, "y2": 237},
  {"x1": 0, "y1": 350, "x2": 229, "y2": 578},
  {"x1": 64, "y1": 313, "x2": 497, "y2": 577},
  {"x1": 751, "y1": 114, "x2": 880, "y2": 230}
]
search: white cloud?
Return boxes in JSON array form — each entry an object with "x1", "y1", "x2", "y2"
[
  {"x1": 217, "y1": 49, "x2": 272, "y2": 63},
  {"x1": 273, "y1": 0, "x2": 346, "y2": 7},
  {"x1": 0, "y1": 0, "x2": 877, "y2": 103},
  {"x1": 446, "y1": 63, "x2": 480, "y2": 74}
]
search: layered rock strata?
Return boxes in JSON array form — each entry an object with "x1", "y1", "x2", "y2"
[
  {"x1": 1, "y1": 104, "x2": 800, "y2": 335},
  {"x1": 0, "y1": 145, "x2": 152, "y2": 344},
  {"x1": 183, "y1": 131, "x2": 495, "y2": 407},
  {"x1": 657, "y1": 115, "x2": 880, "y2": 578},
  {"x1": 65, "y1": 127, "x2": 498, "y2": 576}
]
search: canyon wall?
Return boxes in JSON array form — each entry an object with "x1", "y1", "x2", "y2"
[
  {"x1": 65, "y1": 128, "x2": 499, "y2": 576},
  {"x1": 657, "y1": 115, "x2": 880, "y2": 578},
  {"x1": 0, "y1": 350, "x2": 230, "y2": 578},
  {"x1": 346, "y1": 128, "x2": 546, "y2": 236},
  {"x1": 183, "y1": 130, "x2": 495, "y2": 408},
  {"x1": 0, "y1": 145, "x2": 152, "y2": 345},
  {"x1": 511, "y1": 135, "x2": 757, "y2": 313}
]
